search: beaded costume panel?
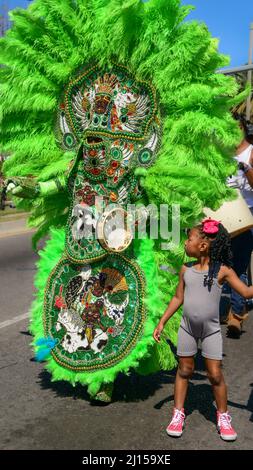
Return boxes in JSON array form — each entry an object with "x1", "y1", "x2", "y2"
[{"x1": 43, "y1": 64, "x2": 161, "y2": 373}]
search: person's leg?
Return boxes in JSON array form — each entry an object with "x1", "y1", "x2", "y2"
[
  {"x1": 175, "y1": 326, "x2": 197, "y2": 408},
  {"x1": 94, "y1": 382, "x2": 114, "y2": 403},
  {"x1": 230, "y1": 231, "x2": 253, "y2": 317},
  {"x1": 174, "y1": 356, "x2": 195, "y2": 409},
  {"x1": 202, "y1": 331, "x2": 225, "y2": 410},
  {"x1": 227, "y1": 230, "x2": 253, "y2": 335},
  {"x1": 228, "y1": 272, "x2": 249, "y2": 336},
  {"x1": 167, "y1": 326, "x2": 197, "y2": 437},
  {"x1": 166, "y1": 356, "x2": 194, "y2": 437},
  {"x1": 205, "y1": 358, "x2": 227, "y2": 412},
  {"x1": 230, "y1": 273, "x2": 248, "y2": 316},
  {"x1": 231, "y1": 230, "x2": 253, "y2": 278},
  {"x1": 205, "y1": 358, "x2": 237, "y2": 441}
]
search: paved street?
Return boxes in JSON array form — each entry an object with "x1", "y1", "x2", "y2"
[{"x1": 0, "y1": 222, "x2": 252, "y2": 450}]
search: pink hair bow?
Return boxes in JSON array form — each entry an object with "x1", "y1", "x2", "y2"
[{"x1": 202, "y1": 218, "x2": 220, "y2": 234}]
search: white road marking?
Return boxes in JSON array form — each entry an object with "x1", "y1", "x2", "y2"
[{"x1": 0, "y1": 312, "x2": 30, "y2": 330}]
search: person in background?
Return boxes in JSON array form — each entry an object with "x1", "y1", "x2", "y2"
[{"x1": 226, "y1": 115, "x2": 253, "y2": 336}]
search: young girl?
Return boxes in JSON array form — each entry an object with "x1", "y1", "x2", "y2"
[{"x1": 153, "y1": 219, "x2": 253, "y2": 441}]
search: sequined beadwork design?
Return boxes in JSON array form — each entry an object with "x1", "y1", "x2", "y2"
[
  {"x1": 55, "y1": 64, "x2": 159, "y2": 149},
  {"x1": 44, "y1": 255, "x2": 146, "y2": 371},
  {"x1": 44, "y1": 64, "x2": 161, "y2": 373},
  {"x1": 65, "y1": 152, "x2": 139, "y2": 263}
]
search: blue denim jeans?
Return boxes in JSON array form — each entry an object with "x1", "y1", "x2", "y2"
[
  {"x1": 230, "y1": 273, "x2": 248, "y2": 315},
  {"x1": 222, "y1": 230, "x2": 253, "y2": 317}
]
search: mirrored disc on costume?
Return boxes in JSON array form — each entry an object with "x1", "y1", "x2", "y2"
[{"x1": 97, "y1": 207, "x2": 133, "y2": 252}]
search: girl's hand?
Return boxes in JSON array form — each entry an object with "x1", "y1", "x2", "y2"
[{"x1": 153, "y1": 323, "x2": 164, "y2": 343}]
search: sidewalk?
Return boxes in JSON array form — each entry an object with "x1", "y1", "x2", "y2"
[{"x1": 0, "y1": 213, "x2": 35, "y2": 239}]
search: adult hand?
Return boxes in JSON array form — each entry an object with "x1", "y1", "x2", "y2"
[{"x1": 6, "y1": 177, "x2": 40, "y2": 199}]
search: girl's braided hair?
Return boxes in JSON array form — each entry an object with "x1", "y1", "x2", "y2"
[{"x1": 196, "y1": 221, "x2": 233, "y2": 291}]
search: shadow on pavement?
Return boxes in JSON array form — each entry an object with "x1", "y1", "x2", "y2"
[
  {"x1": 31, "y1": 345, "x2": 240, "y2": 428},
  {"x1": 37, "y1": 370, "x2": 91, "y2": 402},
  {"x1": 20, "y1": 330, "x2": 32, "y2": 337},
  {"x1": 36, "y1": 364, "x2": 206, "y2": 407},
  {"x1": 155, "y1": 383, "x2": 217, "y2": 425},
  {"x1": 37, "y1": 369, "x2": 177, "y2": 405},
  {"x1": 227, "y1": 383, "x2": 253, "y2": 422}
]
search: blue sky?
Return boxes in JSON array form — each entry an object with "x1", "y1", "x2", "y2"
[{"x1": 2, "y1": 0, "x2": 253, "y2": 67}]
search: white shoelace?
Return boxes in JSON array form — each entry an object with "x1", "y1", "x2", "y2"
[
  {"x1": 218, "y1": 412, "x2": 232, "y2": 429},
  {"x1": 171, "y1": 409, "x2": 185, "y2": 425}
]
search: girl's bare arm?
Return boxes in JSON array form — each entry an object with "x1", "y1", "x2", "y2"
[{"x1": 153, "y1": 265, "x2": 186, "y2": 342}]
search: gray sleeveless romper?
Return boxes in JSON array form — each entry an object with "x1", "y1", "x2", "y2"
[{"x1": 177, "y1": 265, "x2": 223, "y2": 360}]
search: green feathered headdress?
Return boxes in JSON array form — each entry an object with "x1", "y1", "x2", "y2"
[{"x1": 0, "y1": 0, "x2": 244, "y2": 249}]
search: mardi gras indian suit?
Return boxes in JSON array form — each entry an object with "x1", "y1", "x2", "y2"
[{"x1": 0, "y1": 0, "x2": 243, "y2": 401}]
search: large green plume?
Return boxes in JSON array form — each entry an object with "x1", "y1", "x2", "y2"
[
  {"x1": 1, "y1": 0, "x2": 242, "y2": 243},
  {"x1": 0, "y1": 0, "x2": 244, "y2": 392}
]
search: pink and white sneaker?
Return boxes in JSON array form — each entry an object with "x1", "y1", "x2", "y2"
[
  {"x1": 217, "y1": 411, "x2": 237, "y2": 441},
  {"x1": 166, "y1": 408, "x2": 185, "y2": 437}
]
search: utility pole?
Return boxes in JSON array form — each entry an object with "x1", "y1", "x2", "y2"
[
  {"x1": 246, "y1": 23, "x2": 253, "y2": 121},
  {"x1": 0, "y1": 14, "x2": 4, "y2": 37},
  {"x1": 0, "y1": 1, "x2": 9, "y2": 36}
]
